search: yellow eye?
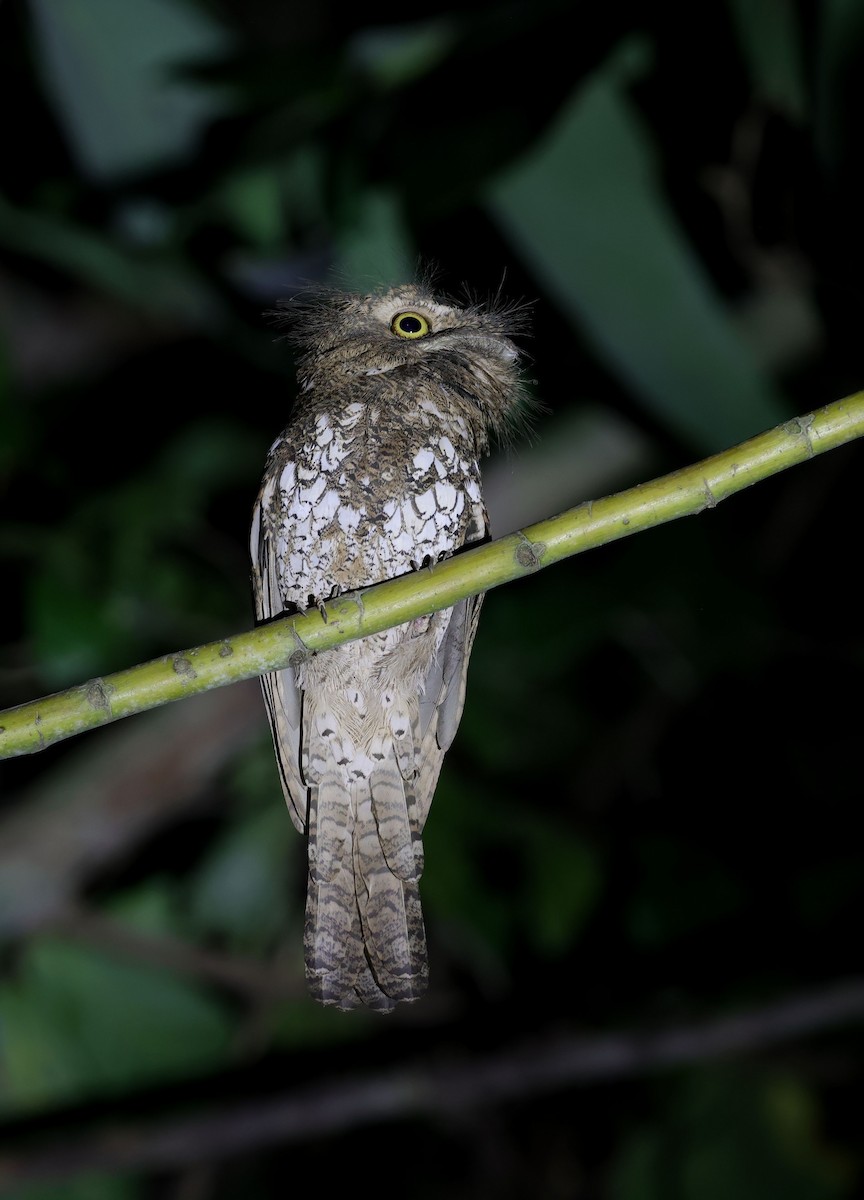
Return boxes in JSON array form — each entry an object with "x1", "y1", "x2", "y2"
[{"x1": 391, "y1": 311, "x2": 430, "y2": 339}]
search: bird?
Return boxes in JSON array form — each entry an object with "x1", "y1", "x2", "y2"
[{"x1": 250, "y1": 281, "x2": 527, "y2": 1010}]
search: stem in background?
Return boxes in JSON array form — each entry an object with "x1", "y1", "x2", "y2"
[{"x1": 0, "y1": 976, "x2": 863, "y2": 1190}]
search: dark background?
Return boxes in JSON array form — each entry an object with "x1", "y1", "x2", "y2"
[{"x1": 1, "y1": 1, "x2": 863, "y2": 1197}]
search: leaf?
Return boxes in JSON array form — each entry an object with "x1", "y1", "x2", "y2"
[
  {"x1": 488, "y1": 42, "x2": 790, "y2": 451},
  {"x1": 611, "y1": 1069, "x2": 848, "y2": 1200},
  {"x1": 727, "y1": 0, "x2": 807, "y2": 119},
  {"x1": 0, "y1": 196, "x2": 226, "y2": 324},
  {"x1": 187, "y1": 801, "x2": 296, "y2": 949},
  {"x1": 23, "y1": 418, "x2": 260, "y2": 685},
  {"x1": 28, "y1": 0, "x2": 234, "y2": 180},
  {"x1": 423, "y1": 780, "x2": 601, "y2": 963},
  {"x1": 0, "y1": 886, "x2": 232, "y2": 1112},
  {"x1": 335, "y1": 187, "x2": 416, "y2": 292},
  {"x1": 348, "y1": 18, "x2": 457, "y2": 90},
  {"x1": 218, "y1": 169, "x2": 286, "y2": 250}
]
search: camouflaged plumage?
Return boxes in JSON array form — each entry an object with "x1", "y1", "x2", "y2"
[{"x1": 250, "y1": 283, "x2": 526, "y2": 1009}]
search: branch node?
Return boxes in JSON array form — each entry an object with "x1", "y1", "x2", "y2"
[
  {"x1": 784, "y1": 413, "x2": 816, "y2": 458},
  {"x1": 84, "y1": 678, "x2": 113, "y2": 713},
  {"x1": 290, "y1": 623, "x2": 310, "y2": 655},
  {"x1": 515, "y1": 536, "x2": 545, "y2": 571},
  {"x1": 172, "y1": 655, "x2": 197, "y2": 679},
  {"x1": 702, "y1": 478, "x2": 719, "y2": 509}
]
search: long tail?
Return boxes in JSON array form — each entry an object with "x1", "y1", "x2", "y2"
[{"x1": 304, "y1": 737, "x2": 428, "y2": 1010}]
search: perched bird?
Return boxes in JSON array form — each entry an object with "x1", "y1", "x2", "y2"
[{"x1": 250, "y1": 282, "x2": 527, "y2": 1010}]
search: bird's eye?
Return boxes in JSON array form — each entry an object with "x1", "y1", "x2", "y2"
[{"x1": 391, "y1": 311, "x2": 430, "y2": 339}]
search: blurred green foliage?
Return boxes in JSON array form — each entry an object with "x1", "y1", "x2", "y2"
[
  {"x1": 1, "y1": 0, "x2": 864, "y2": 1197},
  {"x1": 611, "y1": 1070, "x2": 849, "y2": 1200},
  {"x1": 0, "y1": 890, "x2": 233, "y2": 1111}
]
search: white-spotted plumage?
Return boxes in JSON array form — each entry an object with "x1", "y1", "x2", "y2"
[{"x1": 251, "y1": 282, "x2": 526, "y2": 1010}]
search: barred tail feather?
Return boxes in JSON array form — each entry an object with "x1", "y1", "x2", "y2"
[
  {"x1": 303, "y1": 750, "x2": 427, "y2": 1010},
  {"x1": 355, "y1": 783, "x2": 428, "y2": 1002}
]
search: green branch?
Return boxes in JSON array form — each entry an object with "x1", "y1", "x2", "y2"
[{"x1": 2, "y1": 392, "x2": 862, "y2": 759}]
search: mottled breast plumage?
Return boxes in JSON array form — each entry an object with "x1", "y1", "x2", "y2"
[
  {"x1": 250, "y1": 282, "x2": 526, "y2": 1011},
  {"x1": 258, "y1": 392, "x2": 485, "y2": 607}
]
